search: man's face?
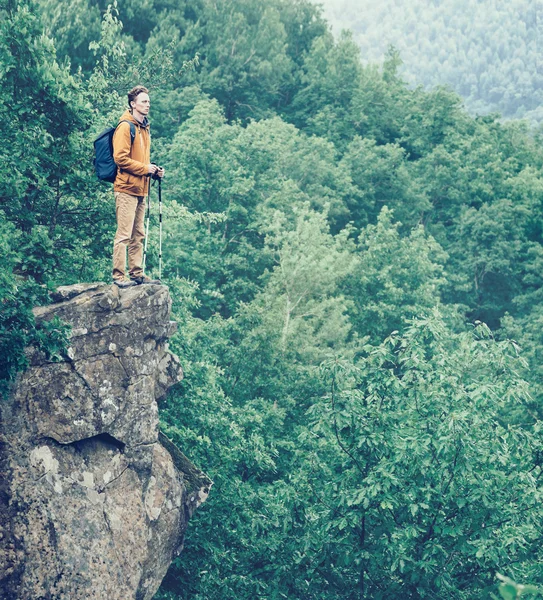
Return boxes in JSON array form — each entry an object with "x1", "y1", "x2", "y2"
[{"x1": 131, "y1": 92, "x2": 150, "y2": 116}]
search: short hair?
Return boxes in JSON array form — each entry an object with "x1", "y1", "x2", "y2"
[{"x1": 128, "y1": 85, "x2": 149, "y2": 108}]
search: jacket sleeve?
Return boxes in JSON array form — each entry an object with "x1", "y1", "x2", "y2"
[{"x1": 112, "y1": 122, "x2": 148, "y2": 176}]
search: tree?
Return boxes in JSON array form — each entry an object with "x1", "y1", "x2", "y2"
[
  {"x1": 291, "y1": 30, "x2": 367, "y2": 147},
  {"x1": 344, "y1": 208, "x2": 447, "y2": 343},
  {"x1": 37, "y1": 0, "x2": 102, "y2": 72},
  {"x1": 340, "y1": 136, "x2": 429, "y2": 230},
  {"x1": 297, "y1": 312, "x2": 543, "y2": 599},
  {"x1": 0, "y1": 0, "x2": 105, "y2": 388},
  {"x1": 237, "y1": 203, "x2": 356, "y2": 381},
  {"x1": 163, "y1": 101, "x2": 353, "y2": 317}
]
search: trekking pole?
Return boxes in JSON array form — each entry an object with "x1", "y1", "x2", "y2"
[
  {"x1": 142, "y1": 179, "x2": 152, "y2": 273},
  {"x1": 158, "y1": 177, "x2": 163, "y2": 280}
]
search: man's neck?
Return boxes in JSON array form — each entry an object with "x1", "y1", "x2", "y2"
[{"x1": 131, "y1": 110, "x2": 145, "y2": 124}]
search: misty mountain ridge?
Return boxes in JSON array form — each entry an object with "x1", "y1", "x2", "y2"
[{"x1": 315, "y1": 0, "x2": 542, "y2": 124}]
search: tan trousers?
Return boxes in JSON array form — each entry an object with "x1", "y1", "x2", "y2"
[{"x1": 112, "y1": 192, "x2": 146, "y2": 281}]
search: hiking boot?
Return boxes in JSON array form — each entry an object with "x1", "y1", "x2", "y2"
[
  {"x1": 130, "y1": 275, "x2": 161, "y2": 285},
  {"x1": 113, "y1": 278, "x2": 137, "y2": 288}
]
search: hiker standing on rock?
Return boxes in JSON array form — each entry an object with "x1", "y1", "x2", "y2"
[{"x1": 112, "y1": 85, "x2": 164, "y2": 288}]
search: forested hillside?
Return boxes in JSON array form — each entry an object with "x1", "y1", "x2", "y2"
[
  {"x1": 1, "y1": 0, "x2": 543, "y2": 598},
  {"x1": 315, "y1": 0, "x2": 543, "y2": 124}
]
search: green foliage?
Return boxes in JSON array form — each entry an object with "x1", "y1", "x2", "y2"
[
  {"x1": 159, "y1": 295, "x2": 543, "y2": 598},
  {"x1": 340, "y1": 136, "x2": 429, "y2": 229},
  {"x1": 290, "y1": 30, "x2": 365, "y2": 146},
  {"x1": 0, "y1": 0, "x2": 104, "y2": 386},
  {"x1": 494, "y1": 574, "x2": 541, "y2": 600},
  {"x1": 299, "y1": 314, "x2": 542, "y2": 599},
  {"x1": 157, "y1": 277, "x2": 294, "y2": 599},
  {"x1": 258, "y1": 204, "x2": 355, "y2": 355},
  {"x1": 0, "y1": 214, "x2": 68, "y2": 392},
  {"x1": 37, "y1": 0, "x2": 102, "y2": 72},
  {"x1": 162, "y1": 99, "x2": 354, "y2": 316},
  {"x1": 345, "y1": 207, "x2": 448, "y2": 342}
]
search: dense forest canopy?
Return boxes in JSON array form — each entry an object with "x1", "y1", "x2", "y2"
[
  {"x1": 315, "y1": 0, "x2": 543, "y2": 124},
  {"x1": 1, "y1": 0, "x2": 542, "y2": 598}
]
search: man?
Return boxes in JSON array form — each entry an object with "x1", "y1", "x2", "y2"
[{"x1": 112, "y1": 85, "x2": 164, "y2": 287}]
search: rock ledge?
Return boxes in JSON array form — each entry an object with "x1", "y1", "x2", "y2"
[{"x1": 0, "y1": 283, "x2": 211, "y2": 600}]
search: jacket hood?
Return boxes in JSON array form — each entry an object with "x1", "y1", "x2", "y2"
[{"x1": 119, "y1": 109, "x2": 149, "y2": 128}]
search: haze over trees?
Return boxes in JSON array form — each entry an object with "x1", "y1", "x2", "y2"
[
  {"x1": 1, "y1": 0, "x2": 542, "y2": 598},
  {"x1": 315, "y1": 0, "x2": 543, "y2": 125}
]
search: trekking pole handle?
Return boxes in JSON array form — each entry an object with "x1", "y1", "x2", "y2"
[{"x1": 151, "y1": 165, "x2": 164, "y2": 180}]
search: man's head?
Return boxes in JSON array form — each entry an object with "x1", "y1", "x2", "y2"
[{"x1": 128, "y1": 85, "x2": 150, "y2": 121}]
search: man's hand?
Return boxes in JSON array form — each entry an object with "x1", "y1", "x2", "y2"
[{"x1": 148, "y1": 164, "x2": 165, "y2": 178}]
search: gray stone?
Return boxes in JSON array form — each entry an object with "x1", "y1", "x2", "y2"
[{"x1": 0, "y1": 283, "x2": 212, "y2": 600}]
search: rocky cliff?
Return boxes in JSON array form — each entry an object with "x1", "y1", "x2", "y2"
[{"x1": 0, "y1": 283, "x2": 211, "y2": 600}]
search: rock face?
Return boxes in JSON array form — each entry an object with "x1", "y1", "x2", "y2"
[{"x1": 0, "y1": 283, "x2": 211, "y2": 600}]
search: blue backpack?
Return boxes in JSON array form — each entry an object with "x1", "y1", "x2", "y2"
[{"x1": 93, "y1": 120, "x2": 136, "y2": 182}]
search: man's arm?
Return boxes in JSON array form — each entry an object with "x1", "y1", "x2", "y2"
[{"x1": 112, "y1": 122, "x2": 149, "y2": 176}]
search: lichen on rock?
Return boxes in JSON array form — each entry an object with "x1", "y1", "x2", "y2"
[{"x1": 0, "y1": 283, "x2": 211, "y2": 600}]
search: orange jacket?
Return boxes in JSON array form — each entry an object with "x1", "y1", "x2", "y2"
[{"x1": 113, "y1": 110, "x2": 151, "y2": 196}]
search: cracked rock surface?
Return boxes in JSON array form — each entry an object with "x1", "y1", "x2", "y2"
[{"x1": 0, "y1": 283, "x2": 211, "y2": 600}]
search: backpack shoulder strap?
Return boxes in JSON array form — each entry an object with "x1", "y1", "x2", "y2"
[{"x1": 117, "y1": 120, "x2": 136, "y2": 145}]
